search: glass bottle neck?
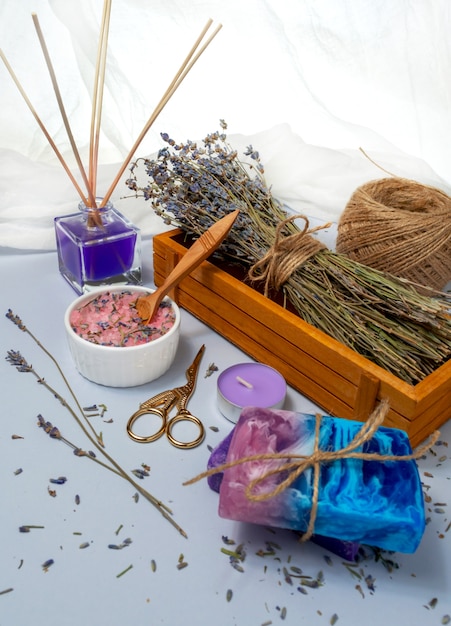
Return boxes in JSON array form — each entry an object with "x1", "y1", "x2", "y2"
[{"x1": 78, "y1": 198, "x2": 113, "y2": 228}]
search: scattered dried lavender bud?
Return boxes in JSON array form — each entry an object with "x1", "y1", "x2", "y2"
[
  {"x1": 205, "y1": 363, "x2": 218, "y2": 378},
  {"x1": 226, "y1": 589, "x2": 233, "y2": 602},
  {"x1": 365, "y1": 574, "x2": 376, "y2": 591},
  {"x1": 14, "y1": 468, "x2": 23, "y2": 476},
  {"x1": 83, "y1": 405, "x2": 98, "y2": 412},
  {"x1": 222, "y1": 536, "x2": 235, "y2": 545},
  {"x1": 41, "y1": 559, "x2": 54, "y2": 571},
  {"x1": 79, "y1": 542, "x2": 90, "y2": 549},
  {"x1": 11, "y1": 434, "x2": 24, "y2": 440},
  {"x1": 49, "y1": 477, "x2": 67, "y2": 485},
  {"x1": 131, "y1": 468, "x2": 149, "y2": 479},
  {"x1": 151, "y1": 559, "x2": 157, "y2": 572},
  {"x1": 283, "y1": 567, "x2": 293, "y2": 585}
]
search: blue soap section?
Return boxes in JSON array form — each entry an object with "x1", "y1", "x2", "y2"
[{"x1": 310, "y1": 415, "x2": 425, "y2": 553}]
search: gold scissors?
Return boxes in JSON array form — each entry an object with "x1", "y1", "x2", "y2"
[{"x1": 126, "y1": 345, "x2": 205, "y2": 449}]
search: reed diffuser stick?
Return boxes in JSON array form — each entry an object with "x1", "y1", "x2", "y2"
[
  {"x1": 31, "y1": 13, "x2": 96, "y2": 208},
  {"x1": 1, "y1": 11, "x2": 221, "y2": 210},
  {"x1": 89, "y1": 0, "x2": 112, "y2": 200},
  {"x1": 0, "y1": 48, "x2": 89, "y2": 205},
  {"x1": 101, "y1": 19, "x2": 222, "y2": 206}
]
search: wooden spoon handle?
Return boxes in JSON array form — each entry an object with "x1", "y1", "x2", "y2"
[{"x1": 138, "y1": 209, "x2": 239, "y2": 321}]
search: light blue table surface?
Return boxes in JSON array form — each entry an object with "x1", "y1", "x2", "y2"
[{"x1": 1, "y1": 240, "x2": 450, "y2": 626}]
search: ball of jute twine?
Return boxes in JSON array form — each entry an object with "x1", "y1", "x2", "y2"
[
  {"x1": 184, "y1": 399, "x2": 439, "y2": 542},
  {"x1": 336, "y1": 177, "x2": 451, "y2": 291}
]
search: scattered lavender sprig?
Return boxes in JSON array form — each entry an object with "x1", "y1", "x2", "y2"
[
  {"x1": 5, "y1": 316, "x2": 186, "y2": 537},
  {"x1": 6, "y1": 310, "x2": 103, "y2": 447},
  {"x1": 126, "y1": 121, "x2": 451, "y2": 383}
]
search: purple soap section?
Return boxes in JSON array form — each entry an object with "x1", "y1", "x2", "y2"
[
  {"x1": 207, "y1": 429, "x2": 234, "y2": 493},
  {"x1": 207, "y1": 424, "x2": 359, "y2": 562}
]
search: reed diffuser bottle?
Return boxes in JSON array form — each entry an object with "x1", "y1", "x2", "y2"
[
  {"x1": 1, "y1": 2, "x2": 221, "y2": 294},
  {"x1": 54, "y1": 199, "x2": 141, "y2": 295}
]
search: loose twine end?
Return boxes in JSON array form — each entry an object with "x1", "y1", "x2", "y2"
[{"x1": 184, "y1": 399, "x2": 439, "y2": 543}]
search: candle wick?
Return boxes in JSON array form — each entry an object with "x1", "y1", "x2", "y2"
[{"x1": 236, "y1": 376, "x2": 253, "y2": 389}]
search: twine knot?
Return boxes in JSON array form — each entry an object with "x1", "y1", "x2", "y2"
[
  {"x1": 184, "y1": 400, "x2": 439, "y2": 543},
  {"x1": 248, "y1": 215, "x2": 331, "y2": 296}
]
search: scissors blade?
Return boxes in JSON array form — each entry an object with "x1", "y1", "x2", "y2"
[{"x1": 185, "y1": 344, "x2": 205, "y2": 386}]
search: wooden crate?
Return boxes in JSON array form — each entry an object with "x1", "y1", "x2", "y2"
[{"x1": 153, "y1": 229, "x2": 451, "y2": 446}]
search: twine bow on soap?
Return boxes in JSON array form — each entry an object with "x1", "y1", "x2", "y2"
[
  {"x1": 184, "y1": 400, "x2": 439, "y2": 542},
  {"x1": 248, "y1": 215, "x2": 331, "y2": 296}
]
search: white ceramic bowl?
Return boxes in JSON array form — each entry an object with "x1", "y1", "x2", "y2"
[{"x1": 64, "y1": 286, "x2": 181, "y2": 387}]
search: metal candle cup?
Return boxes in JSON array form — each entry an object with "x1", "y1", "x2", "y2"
[{"x1": 217, "y1": 363, "x2": 286, "y2": 423}]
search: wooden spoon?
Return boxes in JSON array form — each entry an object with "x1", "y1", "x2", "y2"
[{"x1": 137, "y1": 209, "x2": 240, "y2": 323}]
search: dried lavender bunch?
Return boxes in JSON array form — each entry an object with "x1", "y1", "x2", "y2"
[{"x1": 126, "y1": 121, "x2": 451, "y2": 384}]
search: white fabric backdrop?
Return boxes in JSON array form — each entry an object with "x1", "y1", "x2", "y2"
[{"x1": 1, "y1": 0, "x2": 450, "y2": 249}]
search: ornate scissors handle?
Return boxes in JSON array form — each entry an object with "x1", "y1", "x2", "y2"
[{"x1": 126, "y1": 346, "x2": 206, "y2": 449}]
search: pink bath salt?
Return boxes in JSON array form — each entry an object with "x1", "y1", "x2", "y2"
[{"x1": 69, "y1": 290, "x2": 176, "y2": 347}]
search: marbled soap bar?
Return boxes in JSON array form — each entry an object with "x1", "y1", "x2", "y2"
[{"x1": 216, "y1": 406, "x2": 425, "y2": 553}]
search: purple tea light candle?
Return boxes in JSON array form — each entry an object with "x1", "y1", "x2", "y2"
[{"x1": 217, "y1": 363, "x2": 287, "y2": 423}]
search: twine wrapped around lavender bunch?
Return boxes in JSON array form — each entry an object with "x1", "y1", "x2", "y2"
[{"x1": 126, "y1": 121, "x2": 451, "y2": 384}]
